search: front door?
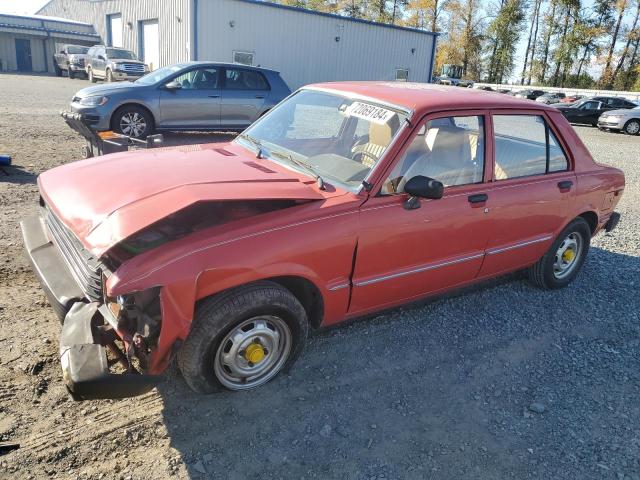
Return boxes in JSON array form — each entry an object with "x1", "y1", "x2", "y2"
[
  {"x1": 569, "y1": 100, "x2": 602, "y2": 124},
  {"x1": 15, "y1": 39, "x2": 32, "y2": 72},
  {"x1": 350, "y1": 113, "x2": 492, "y2": 313},
  {"x1": 158, "y1": 66, "x2": 221, "y2": 128},
  {"x1": 479, "y1": 112, "x2": 575, "y2": 277},
  {"x1": 141, "y1": 20, "x2": 159, "y2": 71},
  {"x1": 220, "y1": 67, "x2": 269, "y2": 128}
]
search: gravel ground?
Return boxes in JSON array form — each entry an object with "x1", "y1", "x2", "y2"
[{"x1": 0, "y1": 73, "x2": 638, "y2": 480}]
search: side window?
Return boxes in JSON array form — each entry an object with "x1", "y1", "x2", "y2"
[
  {"x1": 171, "y1": 68, "x2": 219, "y2": 90},
  {"x1": 225, "y1": 69, "x2": 269, "y2": 90},
  {"x1": 579, "y1": 101, "x2": 599, "y2": 110},
  {"x1": 382, "y1": 115, "x2": 485, "y2": 194},
  {"x1": 548, "y1": 129, "x2": 569, "y2": 172},
  {"x1": 493, "y1": 115, "x2": 568, "y2": 180}
]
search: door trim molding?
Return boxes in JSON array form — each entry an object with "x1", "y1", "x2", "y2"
[
  {"x1": 486, "y1": 234, "x2": 553, "y2": 256},
  {"x1": 354, "y1": 252, "x2": 485, "y2": 287}
]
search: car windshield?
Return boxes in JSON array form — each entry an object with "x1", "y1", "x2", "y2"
[
  {"x1": 135, "y1": 64, "x2": 187, "y2": 85},
  {"x1": 236, "y1": 89, "x2": 408, "y2": 191},
  {"x1": 107, "y1": 48, "x2": 137, "y2": 60},
  {"x1": 68, "y1": 46, "x2": 88, "y2": 54}
]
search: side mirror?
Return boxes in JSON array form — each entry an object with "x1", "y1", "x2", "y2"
[
  {"x1": 403, "y1": 175, "x2": 444, "y2": 210},
  {"x1": 164, "y1": 80, "x2": 182, "y2": 91}
]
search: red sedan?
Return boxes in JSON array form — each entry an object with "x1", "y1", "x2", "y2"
[{"x1": 21, "y1": 83, "x2": 624, "y2": 400}]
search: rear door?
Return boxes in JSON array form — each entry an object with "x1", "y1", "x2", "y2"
[
  {"x1": 478, "y1": 111, "x2": 575, "y2": 277},
  {"x1": 220, "y1": 67, "x2": 270, "y2": 128},
  {"x1": 158, "y1": 66, "x2": 221, "y2": 128}
]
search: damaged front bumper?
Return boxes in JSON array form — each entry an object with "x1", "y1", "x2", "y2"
[
  {"x1": 60, "y1": 302, "x2": 160, "y2": 400},
  {"x1": 21, "y1": 214, "x2": 161, "y2": 401}
]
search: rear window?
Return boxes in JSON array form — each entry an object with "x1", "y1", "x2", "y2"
[
  {"x1": 493, "y1": 114, "x2": 568, "y2": 180},
  {"x1": 225, "y1": 69, "x2": 269, "y2": 90}
]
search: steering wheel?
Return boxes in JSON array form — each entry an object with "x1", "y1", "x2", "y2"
[{"x1": 352, "y1": 150, "x2": 379, "y2": 168}]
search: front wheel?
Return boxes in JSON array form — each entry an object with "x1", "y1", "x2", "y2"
[
  {"x1": 106, "y1": 68, "x2": 113, "y2": 82},
  {"x1": 178, "y1": 281, "x2": 308, "y2": 394},
  {"x1": 528, "y1": 217, "x2": 591, "y2": 289},
  {"x1": 111, "y1": 105, "x2": 153, "y2": 138},
  {"x1": 88, "y1": 68, "x2": 96, "y2": 83},
  {"x1": 624, "y1": 119, "x2": 640, "y2": 135},
  {"x1": 68, "y1": 69, "x2": 75, "y2": 80}
]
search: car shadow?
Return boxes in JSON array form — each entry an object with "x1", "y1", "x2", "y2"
[
  {"x1": 156, "y1": 245, "x2": 639, "y2": 479},
  {"x1": 0, "y1": 164, "x2": 37, "y2": 185}
]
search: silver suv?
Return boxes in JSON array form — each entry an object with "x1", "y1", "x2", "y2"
[{"x1": 86, "y1": 46, "x2": 149, "y2": 83}]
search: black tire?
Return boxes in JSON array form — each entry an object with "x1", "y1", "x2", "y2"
[
  {"x1": 54, "y1": 63, "x2": 62, "y2": 77},
  {"x1": 106, "y1": 68, "x2": 113, "y2": 82},
  {"x1": 178, "y1": 281, "x2": 308, "y2": 394},
  {"x1": 623, "y1": 119, "x2": 640, "y2": 135},
  {"x1": 528, "y1": 217, "x2": 591, "y2": 290},
  {"x1": 111, "y1": 105, "x2": 154, "y2": 138},
  {"x1": 68, "y1": 69, "x2": 75, "y2": 80},
  {"x1": 88, "y1": 68, "x2": 96, "y2": 83}
]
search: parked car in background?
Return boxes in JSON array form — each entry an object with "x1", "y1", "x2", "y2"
[
  {"x1": 598, "y1": 106, "x2": 640, "y2": 135},
  {"x1": 561, "y1": 94, "x2": 585, "y2": 104},
  {"x1": 70, "y1": 62, "x2": 291, "y2": 138},
  {"x1": 554, "y1": 97, "x2": 637, "y2": 126},
  {"x1": 53, "y1": 44, "x2": 90, "y2": 79},
  {"x1": 536, "y1": 92, "x2": 566, "y2": 104},
  {"x1": 23, "y1": 83, "x2": 624, "y2": 400},
  {"x1": 515, "y1": 89, "x2": 546, "y2": 100},
  {"x1": 85, "y1": 46, "x2": 149, "y2": 83},
  {"x1": 497, "y1": 89, "x2": 512, "y2": 94}
]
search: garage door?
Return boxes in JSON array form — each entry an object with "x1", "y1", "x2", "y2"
[
  {"x1": 141, "y1": 20, "x2": 159, "y2": 71},
  {"x1": 108, "y1": 14, "x2": 123, "y2": 47}
]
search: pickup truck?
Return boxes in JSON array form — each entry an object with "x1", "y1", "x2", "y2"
[{"x1": 53, "y1": 44, "x2": 90, "y2": 79}]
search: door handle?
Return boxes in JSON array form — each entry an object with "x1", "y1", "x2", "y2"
[
  {"x1": 255, "y1": 95, "x2": 265, "y2": 99},
  {"x1": 557, "y1": 180, "x2": 573, "y2": 191},
  {"x1": 208, "y1": 94, "x2": 220, "y2": 98},
  {"x1": 468, "y1": 193, "x2": 488, "y2": 204}
]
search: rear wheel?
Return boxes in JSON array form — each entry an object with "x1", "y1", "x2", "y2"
[
  {"x1": 68, "y1": 69, "x2": 75, "y2": 79},
  {"x1": 178, "y1": 281, "x2": 308, "y2": 394},
  {"x1": 54, "y1": 63, "x2": 62, "y2": 77},
  {"x1": 528, "y1": 218, "x2": 591, "y2": 289},
  {"x1": 111, "y1": 105, "x2": 153, "y2": 138},
  {"x1": 623, "y1": 119, "x2": 640, "y2": 135}
]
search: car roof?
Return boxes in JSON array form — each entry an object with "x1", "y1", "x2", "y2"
[
  {"x1": 304, "y1": 82, "x2": 556, "y2": 116},
  {"x1": 177, "y1": 61, "x2": 280, "y2": 74}
]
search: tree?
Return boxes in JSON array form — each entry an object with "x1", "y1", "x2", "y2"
[
  {"x1": 613, "y1": 0, "x2": 640, "y2": 83},
  {"x1": 600, "y1": 0, "x2": 629, "y2": 88},
  {"x1": 520, "y1": 0, "x2": 544, "y2": 85},
  {"x1": 405, "y1": 0, "x2": 449, "y2": 31},
  {"x1": 486, "y1": 0, "x2": 526, "y2": 83}
]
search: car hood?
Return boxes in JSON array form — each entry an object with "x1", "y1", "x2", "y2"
[
  {"x1": 38, "y1": 143, "x2": 331, "y2": 256},
  {"x1": 111, "y1": 58, "x2": 146, "y2": 64},
  {"x1": 74, "y1": 82, "x2": 141, "y2": 98}
]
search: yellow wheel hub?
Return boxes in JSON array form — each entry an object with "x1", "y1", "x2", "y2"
[
  {"x1": 245, "y1": 343, "x2": 266, "y2": 364},
  {"x1": 562, "y1": 249, "x2": 575, "y2": 262}
]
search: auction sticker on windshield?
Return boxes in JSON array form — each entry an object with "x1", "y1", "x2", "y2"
[{"x1": 345, "y1": 101, "x2": 396, "y2": 125}]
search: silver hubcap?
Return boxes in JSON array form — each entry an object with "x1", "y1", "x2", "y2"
[
  {"x1": 553, "y1": 232, "x2": 583, "y2": 279},
  {"x1": 119, "y1": 112, "x2": 146, "y2": 137},
  {"x1": 213, "y1": 316, "x2": 291, "y2": 390},
  {"x1": 626, "y1": 121, "x2": 639, "y2": 134}
]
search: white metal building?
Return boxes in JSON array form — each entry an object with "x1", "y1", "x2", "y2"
[
  {"x1": 37, "y1": 0, "x2": 438, "y2": 89},
  {"x1": 0, "y1": 14, "x2": 99, "y2": 73}
]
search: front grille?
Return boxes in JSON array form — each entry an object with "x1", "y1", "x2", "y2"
[
  {"x1": 44, "y1": 207, "x2": 103, "y2": 301},
  {"x1": 120, "y1": 63, "x2": 145, "y2": 73}
]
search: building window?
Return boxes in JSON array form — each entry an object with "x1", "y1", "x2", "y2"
[
  {"x1": 233, "y1": 51, "x2": 254, "y2": 66},
  {"x1": 396, "y1": 68, "x2": 409, "y2": 82}
]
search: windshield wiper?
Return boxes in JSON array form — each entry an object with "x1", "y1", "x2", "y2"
[
  {"x1": 269, "y1": 149, "x2": 326, "y2": 191},
  {"x1": 238, "y1": 133, "x2": 265, "y2": 159}
]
